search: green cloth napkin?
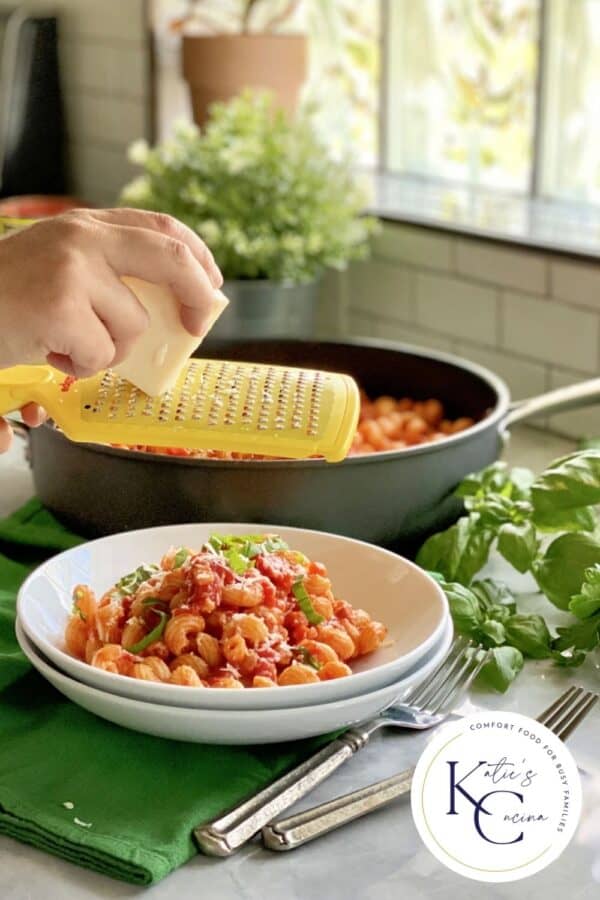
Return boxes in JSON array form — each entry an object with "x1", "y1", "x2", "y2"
[{"x1": 0, "y1": 500, "x2": 332, "y2": 885}]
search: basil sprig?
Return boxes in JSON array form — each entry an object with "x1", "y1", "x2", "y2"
[
  {"x1": 292, "y1": 578, "x2": 324, "y2": 625},
  {"x1": 125, "y1": 609, "x2": 168, "y2": 654},
  {"x1": 418, "y1": 451, "x2": 600, "y2": 691}
]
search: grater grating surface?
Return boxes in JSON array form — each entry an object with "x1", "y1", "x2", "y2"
[{"x1": 0, "y1": 361, "x2": 359, "y2": 462}]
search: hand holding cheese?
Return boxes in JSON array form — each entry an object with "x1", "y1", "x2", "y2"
[
  {"x1": 0, "y1": 207, "x2": 224, "y2": 450},
  {"x1": 0, "y1": 207, "x2": 223, "y2": 376},
  {"x1": 114, "y1": 278, "x2": 228, "y2": 396}
]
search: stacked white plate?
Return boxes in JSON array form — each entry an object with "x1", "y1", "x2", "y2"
[{"x1": 16, "y1": 523, "x2": 452, "y2": 744}]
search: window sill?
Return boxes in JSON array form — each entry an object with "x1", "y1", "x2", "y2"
[{"x1": 365, "y1": 172, "x2": 600, "y2": 262}]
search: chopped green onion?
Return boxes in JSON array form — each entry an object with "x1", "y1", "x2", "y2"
[
  {"x1": 141, "y1": 597, "x2": 168, "y2": 609},
  {"x1": 295, "y1": 646, "x2": 322, "y2": 670},
  {"x1": 117, "y1": 563, "x2": 159, "y2": 596},
  {"x1": 226, "y1": 548, "x2": 252, "y2": 575},
  {"x1": 125, "y1": 610, "x2": 168, "y2": 654},
  {"x1": 292, "y1": 578, "x2": 325, "y2": 625},
  {"x1": 72, "y1": 588, "x2": 87, "y2": 621},
  {"x1": 173, "y1": 548, "x2": 189, "y2": 568}
]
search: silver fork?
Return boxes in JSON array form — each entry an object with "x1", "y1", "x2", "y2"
[
  {"x1": 262, "y1": 684, "x2": 599, "y2": 851},
  {"x1": 194, "y1": 635, "x2": 490, "y2": 856}
]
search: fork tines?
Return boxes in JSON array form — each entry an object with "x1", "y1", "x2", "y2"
[
  {"x1": 537, "y1": 685, "x2": 599, "y2": 741},
  {"x1": 401, "y1": 635, "x2": 491, "y2": 716}
]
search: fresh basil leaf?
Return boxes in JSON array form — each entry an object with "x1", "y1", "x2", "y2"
[
  {"x1": 480, "y1": 618, "x2": 506, "y2": 645},
  {"x1": 441, "y1": 581, "x2": 484, "y2": 634},
  {"x1": 569, "y1": 563, "x2": 600, "y2": 619},
  {"x1": 470, "y1": 578, "x2": 516, "y2": 613},
  {"x1": 416, "y1": 516, "x2": 494, "y2": 585},
  {"x1": 497, "y1": 520, "x2": 538, "y2": 573},
  {"x1": 509, "y1": 467, "x2": 535, "y2": 499},
  {"x1": 531, "y1": 450, "x2": 600, "y2": 514},
  {"x1": 466, "y1": 494, "x2": 517, "y2": 527},
  {"x1": 173, "y1": 548, "x2": 189, "y2": 568},
  {"x1": 504, "y1": 614, "x2": 552, "y2": 659},
  {"x1": 552, "y1": 615, "x2": 600, "y2": 653},
  {"x1": 477, "y1": 646, "x2": 524, "y2": 693},
  {"x1": 455, "y1": 462, "x2": 510, "y2": 498},
  {"x1": 487, "y1": 604, "x2": 513, "y2": 623},
  {"x1": 532, "y1": 505, "x2": 597, "y2": 533},
  {"x1": 552, "y1": 648, "x2": 587, "y2": 668},
  {"x1": 425, "y1": 570, "x2": 446, "y2": 585},
  {"x1": 533, "y1": 532, "x2": 600, "y2": 609},
  {"x1": 292, "y1": 578, "x2": 325, "y2": 625},
  {"x1": 125, "y1": 610, "x2": 168, "y2": 654}
]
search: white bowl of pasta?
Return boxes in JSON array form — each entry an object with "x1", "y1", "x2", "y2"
[
  {"x1": 17, "y1": 522, "x2": 449, "y2": 711},
  {"x1": 16, "y1": 618, "x2": 453, "y2": 743}
]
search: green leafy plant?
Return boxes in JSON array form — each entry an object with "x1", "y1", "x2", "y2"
[
  {"x1": 417, "y1": 452, "x2": 600, "y2": 691},
  {"x1": 121, "y1": 90, "x2": 377, "y2": 282}
]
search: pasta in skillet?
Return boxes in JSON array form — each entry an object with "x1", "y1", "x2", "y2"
[{"x1": 64, "y1": 534, "x2": 387, "y2": 688}]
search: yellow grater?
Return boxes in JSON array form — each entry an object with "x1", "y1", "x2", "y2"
[{"x1": 0, "y1": 361, "x2": 360, "y2": 462}]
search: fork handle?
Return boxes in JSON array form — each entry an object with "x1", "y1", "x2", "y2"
[
  {"x1": 262, "y1": 767, "x2": 415, "y2": 851},
  {"x1": 194, "y1": 729, "x2": 369, "y2": 856}
]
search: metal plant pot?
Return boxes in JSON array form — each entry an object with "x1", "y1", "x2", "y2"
[{"x1": 208, "y1": 279, "x2": 321, "y2": 341}]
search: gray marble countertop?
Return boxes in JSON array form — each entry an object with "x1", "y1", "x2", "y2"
[{"x1": 0, "y1": 426, "x2": 598, "y2": 900}]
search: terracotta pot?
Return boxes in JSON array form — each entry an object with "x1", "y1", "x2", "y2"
[{"x1": 182, "y1": 34, "x2": 306, "y2": 126}]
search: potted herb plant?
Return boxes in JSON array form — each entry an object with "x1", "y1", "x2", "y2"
[
  {"x1": 171, "y1": 0, "x2": 307, "y2": 127},
  {"x1": 120, "y1": 90, "x2": 377, "y2": 339}
]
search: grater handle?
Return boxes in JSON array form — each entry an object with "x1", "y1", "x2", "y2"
[{"x1": 0, "y1": 365, "x2": 55, "y2": 416}]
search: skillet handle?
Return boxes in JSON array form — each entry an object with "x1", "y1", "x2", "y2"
[{"x1": 504, "y1": 377, "x2": 600, "y2": 429}]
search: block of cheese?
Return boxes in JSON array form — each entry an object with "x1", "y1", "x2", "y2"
[{"x1": 113, "y1": 276, "x2": 229, "y2": 396}]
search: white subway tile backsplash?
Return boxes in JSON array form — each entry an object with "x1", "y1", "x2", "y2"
[
  {"x1": 65, "y1": 91, "x2": 147, "y2": 146},
  {"x1": 372, "y1": 223, "x2": 452, "y2": 271},
  {"x1": 550, "y1": 259, "x2": 600, "y2": 311},
  {"x1": 59, "y1": 0, "x2": 146, "y2": 42},
  {"x1": 371, "y1": 320, "x2": 455, "y2": 353},
  {"x1": 346, "y1": 260, "x2": 415, "y2": 323},
  {"x1": 502, "y1": 291, "x2": 599, "y2": 372},
  {"x1": 347, "y1": 310, "x2": 376, "y2": 338},
  {"x1": 454, "y1": 343, "x2": 547, "y2": 401},
  {"x1": 455, "y1": 239, "x2": 547, "y2": 294},
  {"x1": 61, "y1": 39, "x2": 148, "y2": 99},
  {"x1": 70, "y1": 143, "x2": 137, "y2": 205},
  {"x1": 546, "y1": 367, "x2": 600, "y2": 440},
  {"x1": 415, "y1": 272, "x2": 498, "y2": 344}
]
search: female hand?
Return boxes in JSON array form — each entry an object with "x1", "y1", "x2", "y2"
[{"x1": 0, "y1": 207, "x2": 223, "y2": 451}]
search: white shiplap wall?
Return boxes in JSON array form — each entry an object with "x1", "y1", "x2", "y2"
[
  {"x1": 1, "y1": 0, "x2": 151, "y2": 204},
  {"x1": 319, "y1": 223, "x2": 600, "y2": 441}
]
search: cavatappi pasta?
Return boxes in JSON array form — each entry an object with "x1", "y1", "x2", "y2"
[
  {"x1": 64, "y1": 534, "x2": 388, "y2": 688},
  {"x1": 112, "y1": 391, "x2": 475, "y2": 459}
]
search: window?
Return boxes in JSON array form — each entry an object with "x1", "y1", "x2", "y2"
[
  {"x1": 382, "y1": 0, "x2": 600, "y2": 207},
  {"x1": 152, "y1": 1, "x2": 600, "y2": 207},
  {"x1": 384, "y1": 0, "x2": 540, "y2": 192}
]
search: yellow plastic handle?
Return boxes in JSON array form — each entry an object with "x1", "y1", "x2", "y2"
[{"x1": 0, "y1": 366, "x2": 54, "y2": 416}]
